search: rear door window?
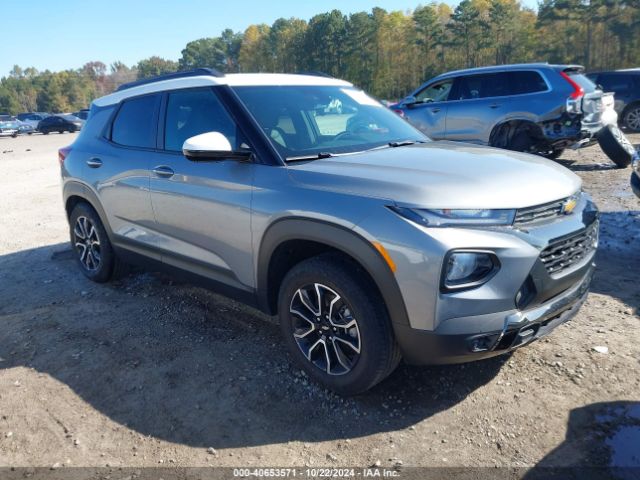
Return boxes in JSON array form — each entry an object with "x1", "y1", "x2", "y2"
[
  {"x1": 453, "y1": 73, "x2": 510, "y2": 100},
  {"x1": 509, "y1": 71, "x2": 548, "y2": 94},
  {"x1": 111, "y1": 94, "x2": 161, "y2": 148}
]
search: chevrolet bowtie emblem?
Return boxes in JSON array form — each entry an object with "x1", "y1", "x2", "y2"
[{"x1": 562, "y1": 198, "x2": 577, "y2": 215}]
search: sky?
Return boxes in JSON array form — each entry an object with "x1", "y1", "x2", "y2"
[{"x1": 1, "y1": 0, "x2": 537, "y2": 77}]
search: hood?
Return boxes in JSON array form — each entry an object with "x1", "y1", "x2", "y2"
[{"x1": 286, "y1": 142, "x2": 581, "y2": 209}]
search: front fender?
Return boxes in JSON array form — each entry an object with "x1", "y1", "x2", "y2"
[{"x1": 256, "y1": 217, "x2": 410, "y2": 327}]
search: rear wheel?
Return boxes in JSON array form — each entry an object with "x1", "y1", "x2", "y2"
[
  {"x1": 69, "y1": 203, "x2": 127, "y2": 283},
  {"x1": 278, "y1": 254, "x2": 401, "y2": 395},
  {"x1": 507, "y1": 130, "x2": 535, "y2": 153},
  {"x1": 623, "y1": 104, "x2": 640, "y2": 132},
  {"x1": 597, "y1": 124, "x2": 636, "y2": 168}
]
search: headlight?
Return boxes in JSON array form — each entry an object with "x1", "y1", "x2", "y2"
[
  {"x1": 442, "y1": 251, "x2": 500, "y2": 291},
  {"x1": 390, "y1": 206, "x2": 515, "y2": 227}
]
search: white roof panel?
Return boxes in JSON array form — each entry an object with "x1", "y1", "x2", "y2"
[{"x1": 93, "y1": 73, "x2": 353, "y2": 107}]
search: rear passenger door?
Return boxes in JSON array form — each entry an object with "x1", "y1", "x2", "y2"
[
  {"x1": 95, "y1": 93, "x2": 160, "y2": 256},
  {"x1": 149, "y1": 87, "x2": 255, "y2": 291},
  {"x1": 444, "y1": 72, "x2": 512, "y2": 144}
]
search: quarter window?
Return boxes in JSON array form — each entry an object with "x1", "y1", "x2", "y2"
[
  {"x1": 111, "y1": 94, "x2": 160, "y2": 148},
  {"x1": 164, "y1": 88, "x2": 238, "y2": 152},
  {"x1": 509, "y1": 71, "x2": 548, "y2": 94}
]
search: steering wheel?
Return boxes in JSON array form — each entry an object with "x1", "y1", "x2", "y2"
[{"x1": 333, "y1": 130, "x2": 367, "y2": 142}]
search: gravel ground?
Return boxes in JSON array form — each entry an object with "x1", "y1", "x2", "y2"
[{"x1": 0, "y1": 133, "x2": 638, "y2": 474}]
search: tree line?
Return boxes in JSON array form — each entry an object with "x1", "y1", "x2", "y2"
[{"x1": 1, "y1": 0, "x2": 639, "y2": 114}]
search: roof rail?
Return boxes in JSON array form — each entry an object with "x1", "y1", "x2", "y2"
[
  {"x1": 116, "y1": 68, "x2": 224, "y2": 92},
  {"x1": 295, "y1": 71, "x2": 335, "y2": 79}
]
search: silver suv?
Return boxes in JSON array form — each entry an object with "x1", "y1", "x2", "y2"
[
  {"x1": 60, "y1": 69, "x2": 599, "y2": 394},
  {"x1": 393, "y1": 63, "x2": 617, "y2": 159}
]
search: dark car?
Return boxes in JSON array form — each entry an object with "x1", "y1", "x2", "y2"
[
  {"x1": 587, "y1": 69, "x2": 640, "y2": 132},
  {"x1": 38, "y1": 115, "x2": 83, "y2": 134}
]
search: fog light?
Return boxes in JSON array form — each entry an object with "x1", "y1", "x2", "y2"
[{"x1": 443, "y1": 251, "x2": 498, "y2": 291}]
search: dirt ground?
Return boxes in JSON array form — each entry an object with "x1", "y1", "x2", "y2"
[{"x1": 0, "y1": 132, "x2": 638, "y2": 475}]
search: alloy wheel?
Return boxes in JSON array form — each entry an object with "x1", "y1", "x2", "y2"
[
  {"x1": 289, "y1": 283, "x2": 361, "y2": 376},
  {"x1": 73, "y1": 216, "x2": 101, "y2": 271},
  {"x1": 611, "y1": 124, "x2": 637, "y2": 155},
  {"x1": 626, "y1": 108, "x2": 640, "y2": 132}
]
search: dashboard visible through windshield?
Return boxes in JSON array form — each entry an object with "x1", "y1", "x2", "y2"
[{"x1": 232, "y1": 85, "x2": 429, "y2": 160}]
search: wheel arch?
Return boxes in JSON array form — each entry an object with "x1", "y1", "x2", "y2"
[
  {"x1": 257, "y1": 218, "x2": 410, "y2": 327},
  {"x1": 63, "y1": 181, "x2": 114, "y2": 239},
  {"x1": 489, "y1": 119, "x2": 544, "y2": 149}
]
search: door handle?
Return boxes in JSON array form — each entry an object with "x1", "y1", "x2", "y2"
[
  {"x1": 86, "y1": 158, "x2": 102, "y2": 168},
  {"x1": 153, "y1": 165, "x2": 175, "y2": 178},
  {"x1": 431, "y1": 107, "x2": 441, "y2": 113},
  {"x1": 489, "y1": 103, "x2": 501, "y2": 109}
]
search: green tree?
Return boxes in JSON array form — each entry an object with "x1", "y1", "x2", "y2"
[
  {"x1": 136, "y1": 56, "x2": 178, "y2": 79},
  {"x1": 239, "y1": 24, "x2": 272, "y2": 72},
  {"x1": 305, "y1": 10, "x2": 347, "y2": 76}
]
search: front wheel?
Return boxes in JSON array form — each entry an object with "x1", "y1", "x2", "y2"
[{"x1": 278, "y1": 254, "x2": 401, "y2": 395}]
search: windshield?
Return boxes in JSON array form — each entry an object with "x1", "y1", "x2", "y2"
[{"x1": 233, "y1": 85, "x2": 429, "y2": 160}]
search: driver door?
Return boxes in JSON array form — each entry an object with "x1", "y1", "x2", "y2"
[
  {"x1": 403, "y1": 79, "x2": 453, "y2": 139},
  {"x1": 149, "y1": 87, "x2": 255, "y2": 290}
]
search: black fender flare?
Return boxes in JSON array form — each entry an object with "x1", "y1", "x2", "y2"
[{"x1": 257, "y1": 218, "x2": 410, "y2": 326}]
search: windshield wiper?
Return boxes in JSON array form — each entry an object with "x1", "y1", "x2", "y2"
[
  {"x1": 388, "y1": 139, "x2": 427, "y2": 148},
  {"x1": 286, "y1": 152, "x2": 334, "y2": 162}
]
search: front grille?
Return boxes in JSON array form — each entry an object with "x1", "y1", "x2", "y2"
[
  {"x1": 540, "y1": 222, "x2": 599, "y2": 275},
  {"x1": 514, "y1": 198, "x2": 566, "y2": 226}
]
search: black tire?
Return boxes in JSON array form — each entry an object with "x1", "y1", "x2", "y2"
[
  {"x1": 58, "y1": 130, "x2": 64, "y2": 134},
  {"x1": 42, "y1": 131, "x2": 49, "y2": 135},
  {"x1": 622, "y1": 104, "x2": 640, "y2": 133},
  {"x1": 597, "y1": 124, "x2": 636, "y2": 168},
  {"x1": 69, "y1": 202, "x2": 127, "y2": 283},
  {"x1": 507, "y1": 129, "x2": 535, "y2": 153},
  {"x1": 278, "y1": 254, "x2": 401, "y2": 395}
]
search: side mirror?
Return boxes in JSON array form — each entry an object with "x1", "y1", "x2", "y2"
[
  {"x1": 402, "y1": 95, "x2": 418, "y2": 107},
  {"x1": 182, "y1": 132, "x2": 253, "y2": 162}
]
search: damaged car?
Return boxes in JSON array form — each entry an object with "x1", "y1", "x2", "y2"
[{"x1": 392, "y1": 63, "x2": 632, "y2": 166}]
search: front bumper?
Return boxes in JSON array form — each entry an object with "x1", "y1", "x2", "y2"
[{"x1": 395, "y1": 262, "x2": 594, "y2": 365}]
